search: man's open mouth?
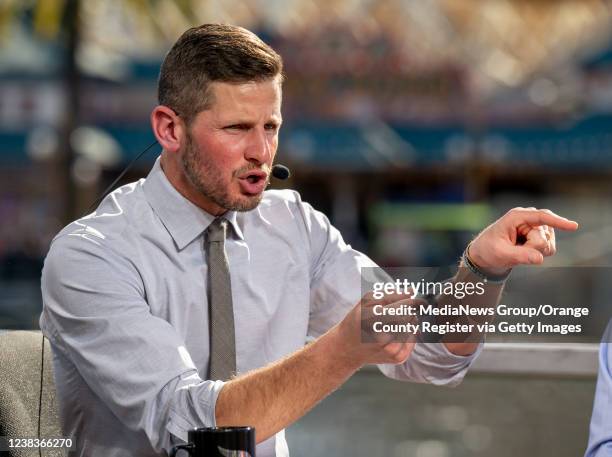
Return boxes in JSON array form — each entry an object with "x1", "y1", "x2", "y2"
[
  {"x1": 239, "y1": 169, "x2": 267, "y2": 182},
  {"x1": 237, "y1": 170, "x2": 268, "y2": 195}
]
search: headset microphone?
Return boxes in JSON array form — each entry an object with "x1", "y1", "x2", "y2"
[{"x1": 271, "y1": 164, "x2": 291, "y2": 180}]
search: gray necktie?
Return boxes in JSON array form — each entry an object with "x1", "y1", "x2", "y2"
[{"x1": 206, "y1": 218, "x2": 237, "y2": 381}]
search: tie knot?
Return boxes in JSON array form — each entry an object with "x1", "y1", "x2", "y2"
[{"x1": 206, "y1": 218, "x2": 227, "y2": 243}]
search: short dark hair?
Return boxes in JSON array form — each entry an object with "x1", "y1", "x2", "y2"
[{"x1": 158, "y1": 24, "x2": 283, "y2": 125}]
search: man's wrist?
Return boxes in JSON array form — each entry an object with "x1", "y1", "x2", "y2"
[
  {"x1": 323, "y1": 325, "x2": 365, "y2": 372},
  {"x1": 463, "y1": 243, "x2": 511, "y2": 284}
]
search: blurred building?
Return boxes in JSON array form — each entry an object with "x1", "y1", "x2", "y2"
[{"x1": 1, "y1": 1, "x2": 612, "y2": 272}]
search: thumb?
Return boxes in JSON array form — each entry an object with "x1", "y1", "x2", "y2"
[{"x1": 497, "y1": 244, "x2": 544, "y2": 266}]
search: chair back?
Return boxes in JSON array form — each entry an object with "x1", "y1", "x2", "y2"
[{"x1": 0, "y1": 331, "x2": 62, "y2": 457}]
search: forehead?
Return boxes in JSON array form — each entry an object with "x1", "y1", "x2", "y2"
[{"x1": 205, "y1": 78, "x2": 282, "y2": 120}]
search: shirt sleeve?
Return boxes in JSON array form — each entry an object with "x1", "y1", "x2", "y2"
[
  {"x1": 585, "y1": 320, "x2": 612, "y2": 457},
  {"x1": 376, "y1": 340, "x2": 482, "y2": 387},
  {"x1": 296, "y1": 196, "x2": 481, "y2": 386},
  {"x1": 40, "y1": 232, "x2": 224, "y2": 453}
]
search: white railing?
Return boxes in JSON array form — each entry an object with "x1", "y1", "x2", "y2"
[{"x1": 471, "y1": 342, "x2": 599, "y2": 377}]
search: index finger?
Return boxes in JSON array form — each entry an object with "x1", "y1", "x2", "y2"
[{"x1": 507, "y1": 209, "x2": 579, "y2": 231}]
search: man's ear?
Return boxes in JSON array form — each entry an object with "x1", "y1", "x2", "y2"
[{"x1": 151, "y1": 105, "x2": 184, "y2": 153}]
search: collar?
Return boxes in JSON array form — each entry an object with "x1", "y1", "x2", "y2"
[{"x1": 143, "y1": 156, "x2": 245, "y2": 250}]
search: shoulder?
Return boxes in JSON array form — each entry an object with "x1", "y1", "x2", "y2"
[
  {"x1": 254, "y1": 189, "x2": 326, "y2": 229},
  {"x1": 47, "y1": 180, "x2": 148, "y2": 267},
  {"x1": 259, "y1": 189, "x2": 304, "y2": 208},
  {"x1": 42, "y1": 195, "x2": 146, "y2": 303},
  {"x1": 248, "y1": 189, "x2": 336, "y2": 251},
  {"x1": 258, "y1": 189, "x2": 322, "y2": 219}
]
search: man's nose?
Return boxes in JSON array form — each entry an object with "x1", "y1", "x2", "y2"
[{"x1": 244, "y1": 128, "x2": 272, "y2": 164}]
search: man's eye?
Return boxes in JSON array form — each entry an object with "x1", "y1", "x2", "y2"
[
  {"x1": 265, "y1": 124, "x2": 279, "y2": 131},
  {"x1": 225, "y1": 124, "x2": 248, "y2": 130}
]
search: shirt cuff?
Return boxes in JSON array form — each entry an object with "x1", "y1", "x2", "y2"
[
  {"x1": 166, "y1": 372, "x2": 226, "y2": 443},
  {"x1": 378, "y1": 340, "x2": 484, "y2": 387}
]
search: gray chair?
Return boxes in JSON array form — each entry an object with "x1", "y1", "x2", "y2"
[{"x1": 0, "y1": 331, "x2": 63, "y2": 457}]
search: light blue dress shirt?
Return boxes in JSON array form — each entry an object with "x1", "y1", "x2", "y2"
[
  {"x1": 586, "y1": 321, "x2": 612, "y2": 456},
  {"x1": 40, "y1": 157, "x2": 480, "y2": 457}
]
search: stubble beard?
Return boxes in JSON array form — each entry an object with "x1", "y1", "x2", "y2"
[{"x1": 181, "y1": 132, "x2": 266, "y2": 212}]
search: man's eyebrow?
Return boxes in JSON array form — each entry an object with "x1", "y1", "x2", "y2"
[{"x1": 220, "y1": 117, "x2": 282, "y2": 126}]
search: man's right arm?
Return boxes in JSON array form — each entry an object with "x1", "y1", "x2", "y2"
[{"x1": 215, "y1": 291, "x2": 414, "y2": 443}]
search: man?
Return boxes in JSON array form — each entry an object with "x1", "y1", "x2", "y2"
[
  {"x1": 585, "y1": 321, "x2": 612, "y2": 456},
  {"x1": 40, "y1": 24, "x2": 578, "y2": 457}
]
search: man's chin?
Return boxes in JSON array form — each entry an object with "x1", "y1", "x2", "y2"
[{"x1": 229, "y1": 193, "x2": 264, "y2": 212}]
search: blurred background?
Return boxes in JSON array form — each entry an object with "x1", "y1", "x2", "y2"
[{"x1": 1, "y1": 0, "x2": 612, "y2": 456}]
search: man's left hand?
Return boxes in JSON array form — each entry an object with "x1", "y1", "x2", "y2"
[{"x1": 468, "y1": 207, "x2": 579, "y2": 275}]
